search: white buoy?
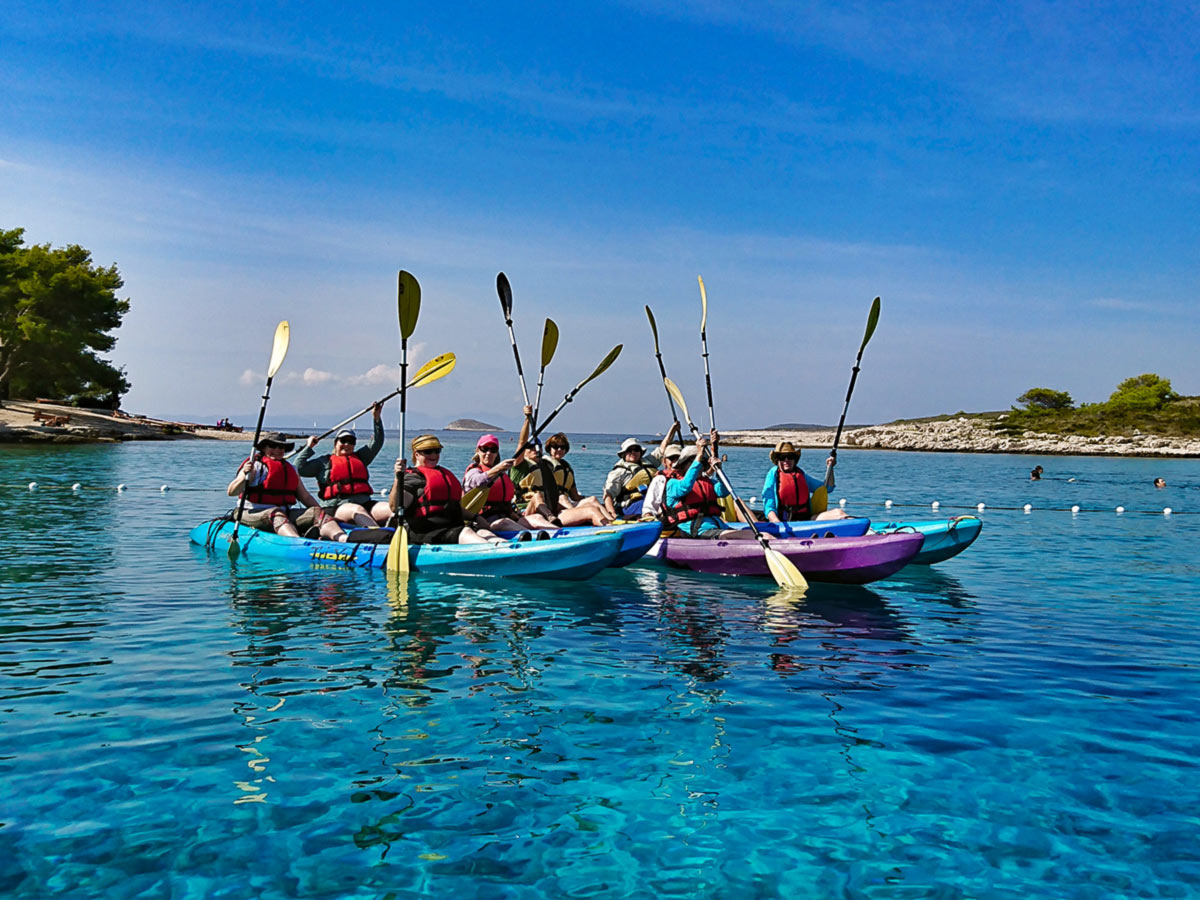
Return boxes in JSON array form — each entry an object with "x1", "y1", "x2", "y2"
[
  {"x1": 1071, "y1": 505, "x2": 1080, "y2": 513},
  {"x1": 1023, "y1": 504, "x2": 1032, "y2": 513},
  {"x1": 117, "y1": 484, "x2": 126, "y2": 492},
  {"x1": 1164, "y1": 507, "x2": 1173, "y2": 516},
  {"x1": 28, "y1": 482, "x2": 37, "y2": 490},
  {"x1": 884, "y1": 499, "x2": 893, "y2": 508},
  {"x1": 976, "y1": 503, "x2": 985, "y2": 511},
  {"x1": 931, "y1": 501, "x2": 940, "y2": 509},
  {"x1": 160, "y1": 485, "x2": 170, "y2": 492},
  {"x1": 1115, "y1": 506, "x2": 1125, "y2": 513},
  {"x1": 72, "y1": 483, "x2": 82, "y2": 491},
  {"x1": 749, "y1": 496, "x2": 757, "y2": 503},
  {"x1": 839, "y1": 498, "x2": 847, "y2": 508}
]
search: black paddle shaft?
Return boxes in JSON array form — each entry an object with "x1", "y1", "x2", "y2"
[
  {"x1": 230, "y1": 374, "x2": 275, "y2": 546},
  {"x1": 701, "y1": 328, "x2": 716, "y2": 431},
  {"x1": 830, "y1": 360, "x2": 863, "y2": 462}
]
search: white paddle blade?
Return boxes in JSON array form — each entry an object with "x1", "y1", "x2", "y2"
[
  {"x1": 765, "y1": 546, "x2": 808, "y2": 591},
  {"x1": 663, "y1": 377, "x2": 692, "y2": 429},
  {"x1": 698, "y1": 276, "x2": 708, "y2": 332},
  {"x1": 267, "y1": 321, "x2": 290, "y2": 377}
]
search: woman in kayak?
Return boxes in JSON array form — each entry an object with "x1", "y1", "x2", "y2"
[
  {"x1": 388, "y1": 435, "x2": 505, "y2": 545},
  {"x1": 510, "y1": 408, "x2": 609, "y2": 527},
  {"x1": 227, "y1": 432, "x2": 349, "y2": 541},
  {"x1": 462, "y1": 433, "x2": 558, "y2": 532},
  {"x1": 543, "y1": 432, "x2": 610, "y2": 521},
  {"x1": 294, "y1": 401, "x2": 391, "y2": 527},
  {"x1": 761, "y1": 441, "x2": 848, "y2": 522},
  {"x1": 660, "y1": 433, "x2": 757, "y2": 539}
]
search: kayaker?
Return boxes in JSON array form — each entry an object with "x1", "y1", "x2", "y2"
[
  {"x1": 1154, "y1": 477, "x2": 1166, "y2": 488},
  {"x1": 294, "y1": 401, "x2": 390, "y2": 527},
  {"x1": 544, "y1": 432, "x2": 610, "y2": 521},
  {"x1": 510, "y1": 407, "x2": 609, "y2": 527},
  {"x1": 462, "y1": 433, "x2": 558, "y2": 531},
  {"x1": 642, "y1": 442, "x2": 684, "y2": 519},
  {"x1": 388, "y1": 435, "x2": 505, "y2": 545},
  {"x1": 660, "y1": 433, "x2": 756, "y2": 539},
  {"x1": 761, "y1": 441, "x2": 848, "y2": 522},
  {"x1": 603, "y1": 422, "x2": 679, "y2": 518},
  {"x1": 226, "y1": 432, "x2": 348, "y2": 542}
]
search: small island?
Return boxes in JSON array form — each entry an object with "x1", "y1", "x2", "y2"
[{"x1": 445, "y1": 418, "x2": 504, "y2": 432}]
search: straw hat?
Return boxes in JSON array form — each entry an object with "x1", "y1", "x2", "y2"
[
  {"x1": 770, "y1": 441, "x2": 800, "y2": 463},
  {"x1": 411, "y1": 434, "x2": 443, "y2": 453}
]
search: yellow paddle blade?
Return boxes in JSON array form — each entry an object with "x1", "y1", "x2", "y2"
[
  {"x1": 663, "y1": 377, "x2": 692, "y2": 428},
  {"x1": 645, "y1": 305, "x2": 661, "y2": 352},
  {"x1": 385, "y1": 523, "x2": 410, "y2": 574},
  {"x1": 720, "y1": 495, "x2": 738, "y2": 522},
  {"x1": 583, "y1": 344, "x2": 622, "y2": 385},
  {"x1": 698, "y1": 275, "x2": 708, "y2": 332},
  {"x1": 409, "y1": 352, "x2": 455, "y2": 388},
  {"x1": 764, "y1": 545, "x2": 808, "y2": 591},
  {"x1": 541, "y1": 319, "x2": 559, "y2": 367},
  {"x1": 267, "y1": 320, "x2": 290, "y2": 377},
  {"x1": 810, "y1": 486, "x2": 829, "y2": 515},
  {"x1": 460, "y1": 486, "x2": 488, "y2": 516},
  {"x1": 397, "y1": 271, "x2": 421, "y2": 340}
]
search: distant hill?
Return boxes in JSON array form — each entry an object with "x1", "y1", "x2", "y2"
[
  {"x1": 446, "y1": 418, "x2": 504, "y2": 431},
  {"x1": 761, "y1": 422, "x2": 832, "y2": 431}
]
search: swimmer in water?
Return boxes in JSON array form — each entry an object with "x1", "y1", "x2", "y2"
[{"x1": 1154, "y1": 477, "x2": 1166, "y2": 488}]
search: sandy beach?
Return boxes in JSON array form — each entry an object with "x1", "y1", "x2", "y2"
[{"x1": 0, "y1": 400, "x2": 253, "y2": 443}]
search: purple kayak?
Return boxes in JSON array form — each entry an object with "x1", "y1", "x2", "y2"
[{"x1": 649, "y1": 532, "x2": 925, "y2": 584}]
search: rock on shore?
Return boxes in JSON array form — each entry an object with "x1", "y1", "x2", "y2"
[
  {"x1": 722, "y1": 418, "x2": 1200, "y2": 458},
  {"x1": 0, "y1": 401, "x2": 253, "y2": 443}
]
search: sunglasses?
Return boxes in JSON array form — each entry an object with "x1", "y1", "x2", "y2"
[
  {"x1": 779, "y1": 454, "x2": 799, "y2": 462},
  {"x1": 336, "y1": 437, "x2": 356, "y2": 445},
  {"x1": 418, "y1": 448, "x2": 441, "y2": 455},
  {"x1": 479, "y1": 445, "x2": 499, "y2": 453},
  {"x1": 547, "y1": 444, "x2": 567, "y2": 452}
]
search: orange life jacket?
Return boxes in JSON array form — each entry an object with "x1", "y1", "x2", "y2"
[
  {"x1": 775, "y1": 467, "x2": 811, "y2": 521},
  {"x1": 661, "y1": 469, "x2": 722, "y2": 528},
  {"x1": 322, "y1": 453, "x2": 373, "y2": 500},
  {"x1": 412, "y1": 465, "x2": 463, "y2": 519},
  {"x1": 241, "y1": 456, "x2": 299, "y2": 507}
]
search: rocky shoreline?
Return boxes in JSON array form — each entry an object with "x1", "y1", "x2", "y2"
[
  {"x1": 0, "y1": 401, "x2": 253, "y2": 444},
  {"x1": 722, "y1": 418, "x2": 1200, "y2": 458}
]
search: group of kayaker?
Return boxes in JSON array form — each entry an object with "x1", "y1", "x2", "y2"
[{"x1": 227, "y1": 402, "x2": 847, "y2": 546}]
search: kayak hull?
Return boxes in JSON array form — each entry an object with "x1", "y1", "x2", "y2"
[
  {"x1": 870, "y1": 516, "x2": 982, "y2": 565},
  {"x1": 649, "y1": 532, "x2": 925, "y2": 584},
  {"x1": 725, "y1": 517, "x2": 872, "y2": 539},
  {"x1": 190, "y1": 520, "x2": 621, "y2": 581},
  {"x1": 495, "y1": 521, "x2": 663, "y2": 567}
]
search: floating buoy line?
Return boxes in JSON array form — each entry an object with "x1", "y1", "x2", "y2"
[{"x1": 3, "y1": 481, "x2": 1187, "y2": 516}]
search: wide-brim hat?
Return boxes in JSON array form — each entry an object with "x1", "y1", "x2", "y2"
[
  {"x1": 676, "y1": 445, "x2": 699, "y2": 466},
  {"x1": 662, "y1": 444, "x2": 684, "y2": 460},
  {"x1": 618, "y1": 437, "x2": 644, "y2": 456},
  {"x1": 411, "y1": 434, "x2": 443, "y2": 453},
  {"x1": 257, "y1": 431, "x2": 296, "y2": 451},
  {"x1": 770, "y1": 440, "x2": 800, "y2": 463}
]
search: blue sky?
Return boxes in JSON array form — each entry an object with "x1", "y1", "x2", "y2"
[{"x1": 3, "y1": 1, "x2": 1198, "y2": 432}]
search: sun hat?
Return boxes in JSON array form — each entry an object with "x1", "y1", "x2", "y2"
[
  {"x1": 411, "y1": 434, "x2": 443, "y2": 453},
  {"x1": 476, "y1": 433, "x2": 501, "y2": 451},
  {"x1": 256, "y1": 432, "x2": 296, "y2": 451},
  {"x1": 676, "y1": 445, "x2": 699, "y2": 466},
  {"x1": 618, "y1": 437, "x2": 644, "y2": 456},
  {"x1": 770, "y1": 440, "x2": 801, "y2": 463},
  {"x1": 335, "y1": 428, "x2": 357, "y2": 442},
  {"x1": 663, "y1": 443, "x2": 684, "y2": 460}
]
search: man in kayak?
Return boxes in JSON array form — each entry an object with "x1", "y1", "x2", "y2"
[
  {"x1": 603, "y1": 422, "x2": 680, "y2": 518},
  {"x1": 661, "y1": 433, "x2": 757, "y2": 539},
  {"x1": 388, "y1": 435, "x2": 506, "y2": 545},
  {"x1": 227, "y1": 432, "x2": 349, "y2": 541},
  {"x1": 761, "y1": 441, "x2": 848, "y2": 522},
  {"x1": 294, "y1": 401, "x2": 390, "y2": 527}
]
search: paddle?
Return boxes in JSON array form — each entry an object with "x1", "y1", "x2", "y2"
[
  {"x1": 811, "y1": 296, "x2": 881, "y2": 515},
  {"x1": 645, "y1": 305, "x2": 681, "y2": 431},
  {"x1": 663, "y1": 376, "x2": 807, "y2": 591},
  {"x1": 461, "y1": 344, "x2": 622, "y2": 516},
  {"x1": 285, "y1": 352, "x2": 456, "y2": 457},
  {"x1": 386, "y1": 271, "x2": 421, "y2": 575},
  {"x1": 497, "y1": 272, "x2": 532, "y2": 410},
  {"x1": 229, "y1": 320, "x2": 290, "y2": 559},
  {"x1": 697, "y1": 277, "x2": 738, "y2": 522},
  {"x1": 532, "y1": 318, "x2": 558, "y2": 427}
]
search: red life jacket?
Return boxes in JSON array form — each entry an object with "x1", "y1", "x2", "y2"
[
  {"x1": 321, "y1": 453, "x2": 374, "y2": 500},
  {"x1": 661, "y1": 469, "x2": 722, "y2": 528},
  {"x1": 465, "y1": 464, "x2": 517, "y2": 515},
  {"x1": 776, "y1": 467, "x2": 811, "y2": 521},
  {"x1": 412, "y1": 465, "x2": 463, "y2": 519},
  {"x1": 241, "y1": 456, "x2": 299, "y2": 507}
]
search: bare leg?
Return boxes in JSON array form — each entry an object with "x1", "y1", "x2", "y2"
[
  {"x1": 458, "y1": 526, "x2": 500, "y2": 545},
  {"x1": 369, "y1": 501, "x2": 394, "y2": 524},
  {"x1": 558, "y1": 506, "x2": 607, "y2": 527},
  {"x1": 521, "y1": 513, "x2": 559, "y2": 529},
  {"x1": 270, "y1": 509, "x2": 301, "y2": 538},
  {"x1": 319, "y1": 519, "x2": 349, "y2": 542},
  {"x1": 335, "y1": 502, "x2": 376, "y2": 528}
]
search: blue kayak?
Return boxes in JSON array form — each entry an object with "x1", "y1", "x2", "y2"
[
  {"x1": 868, "y1": 516, "x2": 982, "y2": 565},
  {"x1": 190, "y1": 519, "x2": 622, "y2": 580},
  {"x1": 494, "y1": 521, "x2": 663, "y2": 567}
]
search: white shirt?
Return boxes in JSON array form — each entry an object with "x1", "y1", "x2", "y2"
[{"x1": 642, "y1": 473, "x2": 668, "y2": 518}]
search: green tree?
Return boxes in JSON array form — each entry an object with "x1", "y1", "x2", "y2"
[
  {"x1": 1016, "y1": 387, "x2": 1074, "y2": 410},
  {"x1": 1107, "y1": 373, "x2": 1177, "y2": 411},
  {"x1": 0, "y1": 228, "x2": 130, "y2": 405}
]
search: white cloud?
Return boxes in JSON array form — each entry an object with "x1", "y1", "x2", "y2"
[
  {"x1": 238, "y1": 368, "x2": 256, "y2": 386},
  {"x1": 301, "y1": 367, "x2": 336, "y2": 384},
  {"x1": 346, "y1": 363, "x2": 395, "y2": 386}
]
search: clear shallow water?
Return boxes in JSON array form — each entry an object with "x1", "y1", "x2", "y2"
[{"x1": 1, "y1": 436, "x2": 1198, "y2": 899}]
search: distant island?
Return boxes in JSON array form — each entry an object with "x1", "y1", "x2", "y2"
[{"x1": 446, "y1": 418, "x2": 504, "y2": 432}]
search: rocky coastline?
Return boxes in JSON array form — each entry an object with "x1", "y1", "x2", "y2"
[
  {"x1": 722, "y1": 417, "x2": 1200, "y2": 458},
  {"x1": 0, "y1": 401, "x2": 253, "y2": 444}
]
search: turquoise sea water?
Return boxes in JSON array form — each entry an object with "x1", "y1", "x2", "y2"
[{"x1": 1, "y1": 435, "x2": 1198, "y2": 899}]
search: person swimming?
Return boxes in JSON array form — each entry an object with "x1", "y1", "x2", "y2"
[
  {"x1": 1030, "y1": 465, "x2": 1044, "y2": 481},
  {"x1": 1154, "y1": 477, "x2": 1166, "y2": 488}
]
